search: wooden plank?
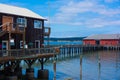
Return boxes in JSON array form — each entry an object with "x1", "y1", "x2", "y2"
[
  {"x1": 0, "y1": 53, "x2": 57, "y2": 63},
  {"x1": 2, "y1": 16, "x2": 13, "y2": 31}
]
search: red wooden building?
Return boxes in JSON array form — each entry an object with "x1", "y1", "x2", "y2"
[{"x1": 83, "y1": 34, "x2": 120, "y2": 46}]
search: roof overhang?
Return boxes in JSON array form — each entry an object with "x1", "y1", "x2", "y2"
[{"x1": 0, "y1": 3, "x2": 47, "y2": 20}]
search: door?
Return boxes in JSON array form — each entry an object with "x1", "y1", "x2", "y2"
[
  {"x1": 2, "y1": 41, "x2": 8, "y2": 56},
  {"x1": 2, "y1": 16, "x2": 13, "y2": 31},
  {"x1": 35, "y1": 40, "x2": 40, "y2": 53},
  {"x1": 96, "y1": 40, "x2": 100, "y2": 45},
  {"x1": 35, "y1": 40, "x2": 40, "y2": 48}
]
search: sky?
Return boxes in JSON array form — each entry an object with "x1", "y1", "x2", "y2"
[{"x1": 0, "y1": 0, "x2": 120, "y2": 37}]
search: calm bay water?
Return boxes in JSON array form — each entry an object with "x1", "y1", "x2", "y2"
[
  {"x1": 44, "y1": 41, "x2": 83, "y2": 45},
  {"x1": 22, "y1": 50, "x2": 120, "y2": 80}
]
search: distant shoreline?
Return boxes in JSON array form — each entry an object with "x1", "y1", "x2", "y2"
[{"x1": 44, "y1": 37, "x2": 86, "y2": 41}]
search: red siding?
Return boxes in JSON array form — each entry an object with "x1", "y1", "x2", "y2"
[
  {"x1": 83, "y1": 39, "x2": 119, "y2": 46},
  {"x1": 83, "y1": 40, "x2": 96, "y2": 45},
  {"x1": 100, "y1": 39, "x2": 118, "y2": 46}
]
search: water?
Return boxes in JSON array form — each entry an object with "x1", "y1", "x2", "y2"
[
  {"x1": 22, "y1": 50, "x2": 120, "y2": 80},
  {"x1": 44, "y1": 41, "x2": 83, "y2": 46}
]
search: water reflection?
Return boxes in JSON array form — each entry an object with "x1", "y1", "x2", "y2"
[
  {"x1": 21, "y1": 51, "x2": 120, "y2": 80},
  {"x1": 98, "y1": 52, "x2": 101, "y2": 80},
  {"x1": 116, "y1": 51, "x2": 120, "y2": 71},
  {"x1": 82, "y1": 51, "x2": 120, "y2": 80},
  {"x1": 80, "y1": 54, "x2": 82, "y2": 80},
  {"x1": 80, "y1": 52, "x2": 101, "y2": 80}
]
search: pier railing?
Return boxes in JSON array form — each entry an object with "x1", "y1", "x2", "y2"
[{"x1": 0, "y1": 47, "x2": 59, "y2": 58}]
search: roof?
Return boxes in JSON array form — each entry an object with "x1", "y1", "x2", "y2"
[
  {"x1": 84, "y1": 34, "x2": 120, "y2": 40},
  {"x1": 0, "y1": 3, "x2": 46, "y2": 20}
]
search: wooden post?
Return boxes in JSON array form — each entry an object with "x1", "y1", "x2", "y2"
[
  {"x1": 8, "y1": 23, "x2": 11, "y2": 50},
  {"x1": 8, "y1": 32, "x2": 11, "y2": 50},
  {"x1": 23, "y1": 25, "x2": 25, "y2": 49},
  {"x1": 98, "y1": 53, "x2": 101, "y2": 80},
  {"x1": 53, "y1": 61, "x2": 56, "y2": 80},
  {"x1": 41, "y1": 58, "x2": 44, "y2": 70},
  {"x1": 47, "y1": 35, "x2": 49, "y2": 47},
  {"x1": 80, "y1": 54, "x2": 82, "y2": 80},
  {"x1": 23, "y1": 18, "x2": 26, "y2": 50}
]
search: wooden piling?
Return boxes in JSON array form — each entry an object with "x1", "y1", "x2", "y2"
[{"x1": 53, "y1": 61, "x2": 56, "y2": 80}]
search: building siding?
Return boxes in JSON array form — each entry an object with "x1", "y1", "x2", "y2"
[
  {"x1": 0, "y1": 13, "x2": 44, "y2": 49},
  {"x1": 0, "y1": 14, "x2": 2, "y2": 25},
  {"x1": 83, "y1": 39, "x2": 119, "y2": 46},
  {"x1": 100, "y1": 39, "x2": 118, "y2": 46},
  {"x1": 83, "y1": 40, "x2": 96, "y2": 45},
  {"x1": 83, "y1": 34, "x2": 120, "y2": 46}
]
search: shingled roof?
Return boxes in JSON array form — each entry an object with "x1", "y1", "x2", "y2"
[
  {"x1": 0, "y1": 3, "x2": 46, "y2": 20},
  {"x1": 84, "y1": 34, "x2": 120, "y2": 40}
]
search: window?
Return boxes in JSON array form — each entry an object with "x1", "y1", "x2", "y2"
[
  {"x1": 20, "y1": 41, "x2": 23, "y2": 48},
  {"x1": 17, "y1": 18, "x2": 27, "y2": 27},
  {"x1": 34, "y1": 20, "x2": 42, "y2": 28},
  {"x1": 20, "y1": 41, "x2": 26, "y2": 48}
]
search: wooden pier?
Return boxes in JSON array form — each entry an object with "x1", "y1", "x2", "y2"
[
  {"x1": 0, "y1": 45, "x2": 120, "y2": 80},
  {"x1": 54, "y1": 45, "x2": 101, "y2": 60},
  {"x1": 0, "y1": 48, "x2": 58, "y2": 62},
  {"x1": 0, "y1": 47, "x2": 59, "y2": 80},
  {"x1": 54, "y1": 45, "x2": 120, "y2": 60}
]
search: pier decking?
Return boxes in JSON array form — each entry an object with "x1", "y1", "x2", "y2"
[
  {"x1": 0, "y1": 45, "x2": 119, "y2": 66},
  {"x1": 53, "y1": 45, "x2": 120, "y2": 60},
  {"x1": 0, "y1": 47, "x2": 59, "y2": 63},
  {"x1": 0, "y1": 47, "x2": 60, "y2": 80}
]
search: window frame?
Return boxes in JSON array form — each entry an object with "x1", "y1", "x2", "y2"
[
  {"x1": 34, "y1": 20, "x2": 42, "y2": 29},
  {"x1": 17, "y1": 17, "x2": 27, "y2": 27},
  {"x1": 20, "y1": 41, "x2": 23, "y2": 48},
  {"x1": 20, "y1": 41, "x2": 26, "y2": 48}
]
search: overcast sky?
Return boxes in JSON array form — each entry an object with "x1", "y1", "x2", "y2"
[{"x1": 0, "y1": 0, "x2": 120, "y2": 37}]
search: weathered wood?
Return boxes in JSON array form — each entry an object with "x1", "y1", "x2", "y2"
[
  {"x1": 0, "y1": 14, "x2": 51, "y2": 49},
  {"x1": 0, "y1": 48, "x2": 59, "y2": 63}
]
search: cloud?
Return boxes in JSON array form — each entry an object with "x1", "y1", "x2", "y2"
[
  {"x1": 50, "y1": 1, "x2": 94, "y2": 25},
  {"x1": 93, "y1": 7, "x2": 120, "y2": 16},
  {"x1": 85, "y1": 17, "x2": 120, "y2": 28},
  {"x1": 50, "y1": 0, "x2": 120, "y2": 28}
]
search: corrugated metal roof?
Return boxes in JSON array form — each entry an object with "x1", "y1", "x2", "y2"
[
  {"x1": 84, "y1": 34, "x2": 120, "y2": 40},
  {"x1": 0, "y1": 3, "x2": 46, "y2": 20}
]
